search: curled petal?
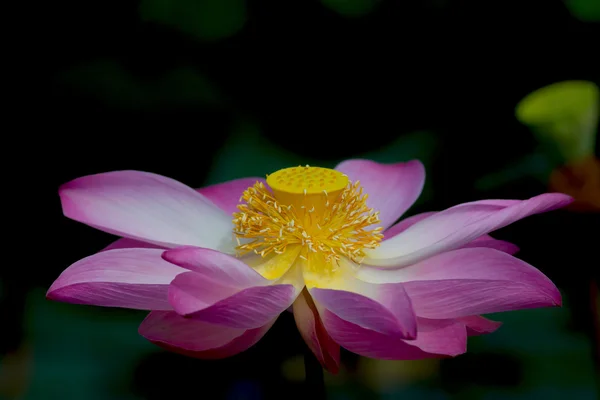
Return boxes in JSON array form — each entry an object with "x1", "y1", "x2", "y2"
[
  {"x1": 334, "y1": 159, "x2": 425, "y2": 230},
  {"x1": 357, "y1": 248, "x2": 561, "y2": 319},
  {"x1": 321, "y1": 311, "x2": 466, "y2": 360},
  {"x1": 59, "y1": 170, "x2": 234, "y2": 251},
  {"x1": 293, "y1": 290, "x2": 340, "y2": 373},
  {"x1": 308, "y1": 262, "x2": 417, "y2": 339},
  {"x1": 47, "y1": 248, "x2": 186, "y2": 310},
  {"x1": 196, "y1": 177, "x2": 267, "y2": 215},
  {"x1": 139, "y1": 311, "x2": 274, "y2": 359},
  {"x1": 366, "y1": 193, "x2": 572, "y2": 267},
  {"x1": 169, "y1": 271, "x2": 296, "y2": 329}
]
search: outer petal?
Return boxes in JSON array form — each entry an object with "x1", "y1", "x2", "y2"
[
  {"x1": 321, "y1": 311, "x2": 466, "y2": 360},
  {"x1": 366, "y1": 193, "x2": 572, "y2": 267},
  {"x1": 307, "y1": 260, "x2": 417, "y2": 339},
  {"x1": 139, "y1": 311, "x2": 274, "y2": 359},
  {"x1": 196, "y1": 177, "x2": 267, "y2": 215},
  {"x1": 292, "y1": 290, "x2": 340, "y2": 373},
  {"x1": 357, "y1": 248, "x2": 561, "y2": 319},
  {"x1": 458, "y1": 316, "x2": 502, "y2": 336},
  {"x1": 47, "y1": 248, "x2": 186, "y2": 310},
  {"x1": 169, "y1": 271, "x2": 295, "y2": 329},
  {"x1": 59, "y1": 170, "x2": 234, "y2": 251},
  {"x1": 334, "y1": 159, "x2": 425, "y2": 230},
  {"x1": 384, "y1": 211, "x2": 519, "y2": 255}
]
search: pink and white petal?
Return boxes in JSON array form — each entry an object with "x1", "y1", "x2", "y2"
[
  {"x1": 307, "y1": 263, "x2": 417, "y2": 338},
  {"x1": 293, "y1": 290, "x2": 340, "y2": 373},
  {"x1": 458, "y1": 316, "x2": 502, "y2": 336},
  {"x1": 59, "y1": 170, "x2": 234, "y2": 251},
  {"x1": 357, "y1": 248, "x2": 560, "y2": 319},
  {"x1": 196, "y1": 177, "x2": 267, "y2": 215},
  {"x1": 169, "y1": 271, "x2": 296, "y2": 329},
  {"x1": 47, "y1": 248, "x2": 186, "y2": 310},
  {"x1": 334, "y1": 159, "x2": 425, "y2": 230},
  {"x1": 101, "y1": 238, "x2": 164, "y2": 252},
  {"x1": 383, "y1": 212, "x2": 436, "y2": 240},
  {"x1": 384, "y1": 212, "x2": 519, "y2": 255},
  {"x1": 366, "y1": 193, "x2": 572, "y2": 267},
  {"x1": 321, "y1": 311, "x2": 466, "y2": 360},
  {"x1": 140, "y1": 311, "x2": 275, "y2": 359},
  {"x1": 162, "y1": 247, "x2": 268, "y2": 288}
]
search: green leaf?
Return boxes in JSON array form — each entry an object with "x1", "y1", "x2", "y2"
[
  {"x1": 515, "y1": 80, "x2": 599, "y2": 164},
  {"x1": 321, "y1": 0, "x2": 379, "y2": 18},
  {"x1": 139, "y1": 0, "x2": 246, "y2": 41}
]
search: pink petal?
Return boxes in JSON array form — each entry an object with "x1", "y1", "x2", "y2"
[
  {"x1": 196, "y1": 177, "x2": 266, "y2": 215},
  {"x1": 162, "y1": 246, "x2": 267, "y2": 288},
  {"x1": 47, "y1": 248, "x2": 186, "y2": 310},
  {"x1": 383, "y1": 212, "x2": 436, "y2": 239},
  {"x1": 358, "y1": 248, "x2": 561, "y2": 319},
  {"x1": 366, "y1": 193, "x2": 572, "y2": 267},
  {"x1": 461, "y1": 237, "x2": 519, "y2": 255},
  {"x1": 293, "y1": 290, "x2": 340, "y2": 373},
  {"x1": 321, "y1": 311, "x2": 466, "y2": 360},
  {"x1": 139, "y1": 311, "x2": 244, "y2": 349},
  {"x1": 101, "y1": 238, "x2": 164, "y2": 252},
  {"x1": 308, "y1": 273, "x2": 417, "y2": 339},
  {"x1": 139, "y1": 311, "x2": 275, "y2": 359},
  {"x1": 384, "y1": 212, "x2": 519, "y2": 255},
  {"x1": 59, "y1": 170, "x2": 234, "y2": 250},
  {"x1": 458, "y1": 316, "x2": 502, "y2": 336},
  {"x1": 169, "y1": 271, "x2": 296, "y2": 329},
  {"x1": 334, "y1": 159, "x2": 425, "y2": 230}
]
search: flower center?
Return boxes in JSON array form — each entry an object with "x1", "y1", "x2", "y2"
[{"x1": 232, "y1": 166, "x2": 383, "y2": 278}]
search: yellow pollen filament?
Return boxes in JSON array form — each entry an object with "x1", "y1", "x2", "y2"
[{"x1": 232, "y1": 166, "x2": 384, "y2": 278}]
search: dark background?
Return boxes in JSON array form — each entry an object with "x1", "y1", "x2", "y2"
[{"x1": 4, "y1": 0, "x2": 599, "y2": 398}]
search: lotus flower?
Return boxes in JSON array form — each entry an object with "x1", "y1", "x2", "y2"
[{"x1": 48, "y1": 160, "x2": 572, "y2": 373}]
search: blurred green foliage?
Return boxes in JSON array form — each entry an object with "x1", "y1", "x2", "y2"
[
  {"x1": 516, "y1": 80, "x2": 598, "y2": 164},
  {"x1": 477, "y1": 81, "x2": 599, "y2": 191},
  {"x1": 139, "y1": 0, "x2": 246, "y2": 41},
  {"x1": 24, "y1": 290, "x2": 153, "y2": 399},
  {"x1": 566, "y1": 0, "x2": 600, "y2": 22},
  {"x1": 61, "y1": 60, "x2": 225, "y2": 109}
]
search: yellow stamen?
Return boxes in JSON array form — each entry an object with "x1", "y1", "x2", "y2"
[{"x1": 233, "y1": 166, "x2": 384, "y2": 278}]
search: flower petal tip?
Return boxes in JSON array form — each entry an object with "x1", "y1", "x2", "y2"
[
  {"x1": 549, "y1": 193, "x2": 576, "y2": 208},
  {"x1": 45, "y1": 287, "x2": 58, "y2": 301},
  {"x1": 46, "y1": 281, "x2": 67, "y2": 302},
  {"x1": 45, "y1": 285, "x2": 81, "y2": 305},
  {"x1": 552, "y1": 291, "x2": 563, "y2": 307}
]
